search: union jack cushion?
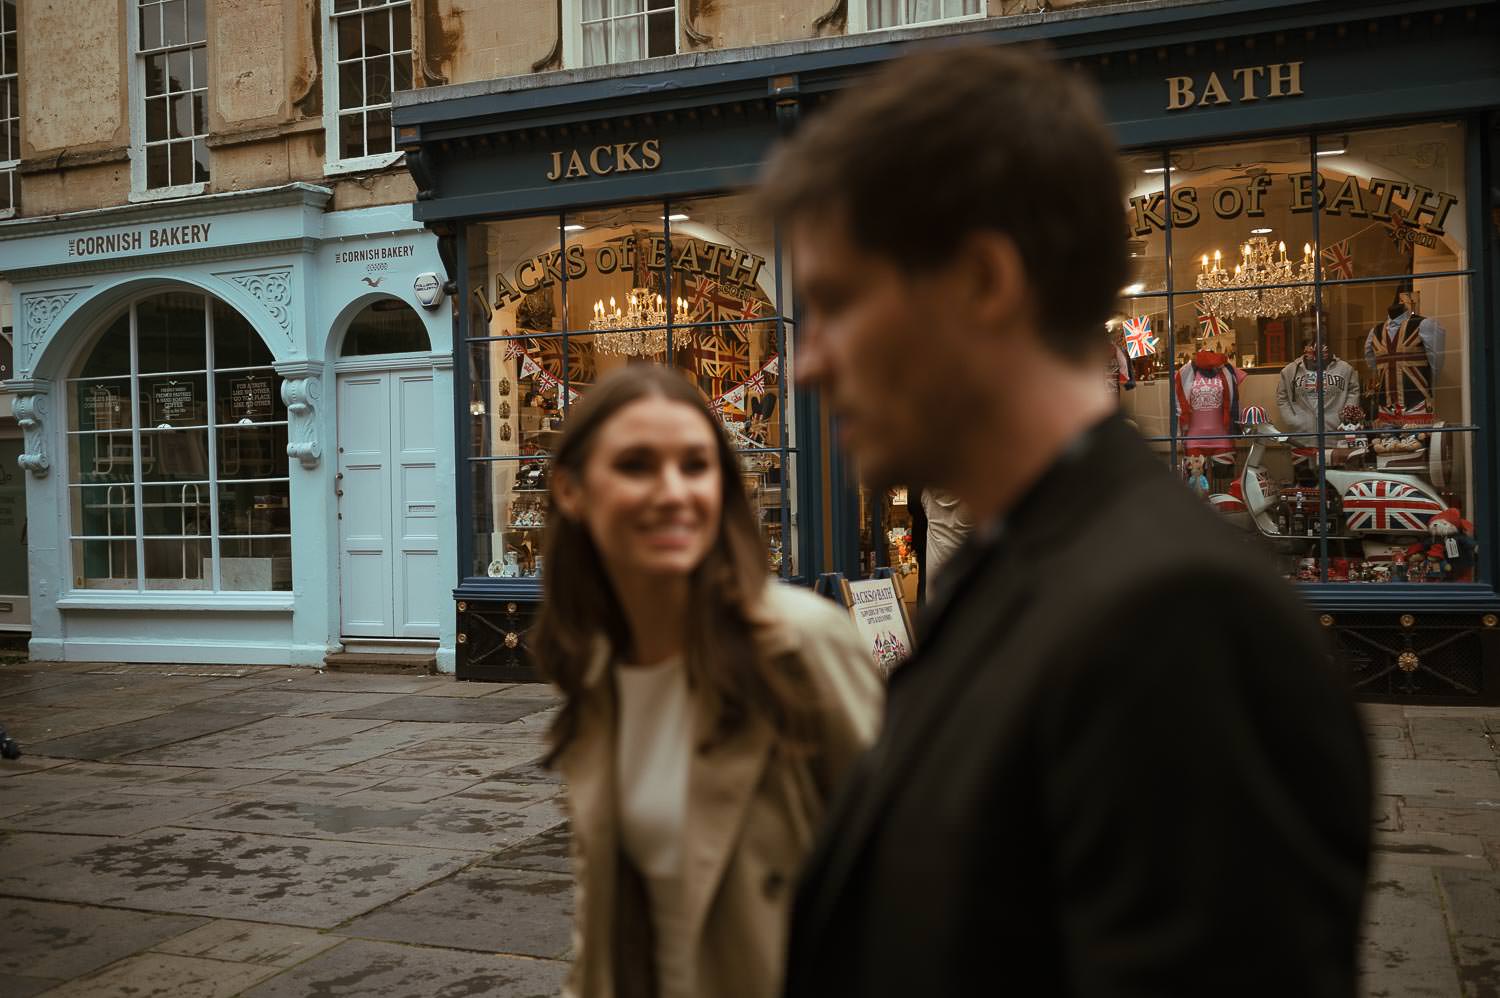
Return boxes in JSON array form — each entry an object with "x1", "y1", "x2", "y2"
[{"x1": 1341, "y1": 479, "x2": 1444, "y2": 533}]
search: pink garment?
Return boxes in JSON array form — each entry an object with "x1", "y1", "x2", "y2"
[{"x1": 1178, "y1": 358, "x2": 1247, "y2": 459}]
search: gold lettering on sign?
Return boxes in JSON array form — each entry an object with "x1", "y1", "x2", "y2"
[
  {"x1": 1166, "y1": 62, "x2": 1305, "y2": 111},
  {"x1": 546, "y1": 139, "x2": 664, "y2": 182}
]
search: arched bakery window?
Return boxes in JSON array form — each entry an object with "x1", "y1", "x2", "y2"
[
  {"x1": 66, "y1": 290, "x2": 291, "y2": 592},
  {"x1": 339, "y1": 298, "x2": 431, "y2": 357}
]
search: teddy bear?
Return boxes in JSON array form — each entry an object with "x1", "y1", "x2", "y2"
[
  {"x1": 1428, "y1": 507, "x2": 1476, "y2": 582},
  {"x1": 1182, "y1": 453, "x2": 1210, "y2": 497}
]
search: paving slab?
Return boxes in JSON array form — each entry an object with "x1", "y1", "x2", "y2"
[
  {"x1": 1361, "y1": 862, "x2": 1464, "y2": 997},
  {"x1": 224, "y1": 772, "x2": 390, "y2": 800},
  {"x1": 238, "y1": 938, "x2": 567, "y2": 998},
  {"x1": 0, "y1": 792, "x2": 225, "y2": 837},
  {"x1": 0, "y1": 774, "x2": 136, "y2": 819},
  {"x1": 1360, "y1": 703, "x2": 1408, "y2": 725},
  {"x1": 483, "y1": 822, "x2": 572, "y2": 874},
  {"x1": 0, "y1": 675, "x2": 207, "y2": 707},
  {"x1": 180, "y1": 796, "x2": 564, "y2": 852},
  {"x1": 332, "y1": 696, "x2": 555, "y2": 724},
  {"x1": 0, "y1": 832, "x2": 119, "y2": 877},
  {"x1": 1375, "y1": 759, "x2": 1500, "y2": 800},
  {"x1": 331, "y1": 777, "x2": 484, "y2": 804},
  {"x1": 60, "y1": 686, "x2": 242, "y2": 712},
  {"x1": 336, "y1": 755, "x2": 548, "y2": 781},
  {"x1": 0, "y1": 755, "x2": 71, "y2": 777},
  {"x1": 338, "y1": 866, "x2": 573, "y2": 958},
  {"x1": 0, "y1": 973, "x2": 59, "y2": 997},
  {"x1": 151, "y1": 919, "x2": 345, "y2": 967},
  {"x1": 3, "y1": 708, "x2": 175, "y2": 744},
  {"x1": 1410, "y1": 717, "x2": 1498, "y2": 761},
  {"x1": 44, "y1": 761, "x2": 204, "y2": 783},
  {"x1": 1438, "y1": 869, "x2": 1500, "y2": 941},
  {"x1": 397, "y1": 737, "x2": 544, "y2": 765},
  {"x1": 37, "y1": 952, "x2": 283, "y2": 998},
  {"x1": 194, "y1": 689, "x2": 401, "y2": 717},
  {"x1": 1453, "y1": 936, "x2": 1500, "y2": 997},
  {"x1": 1400, "y1": 800, "x2": 1500, "y2": 839},
  {"x1": 121, "y1": 715, "x2": 387, "y2": 767},
  {"x1": 0, "y1": 827, "x2": 479, "y2": 927},
  {"x1": 447, "y1": 778, "x2": 563, "y2": 809},
  {"x1": 239, "y1": 721, "x2": 479, "y2": 772},
  {"x1": 411, "y1": 680, "x2": 510, "y2": 698},
  {"x1": 114, "y1": 767, "x2": 285, "y2": 797},
  {"x1": 1366, "y1": 724, "x2": 1406, "y2": 740},
  {"x1": 1373, "y1": 831, "x2": 1492, "y2": 870},
  {"x1": 0, "y1": 896, "x2": 206, "y2": 980},
  {"x1": 24, "y1": 709, "x2": 273, "y2": 762},
  {"x1": 1373, "y1": 797, "x2": 1401, "y2": 833},
  {"x1": 283, "y1": 674, "x2": 461, "y2": 695}
]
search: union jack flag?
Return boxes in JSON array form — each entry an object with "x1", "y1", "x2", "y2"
[
  {"x1": 1122, "y1": 316, "x2": 1158, "y2": 359},
  {"x1": 1197, "y1": 301, "x2": 1227, "y2": 340},
  {"x1": 1341, "y1": 479, "x2": 1444, "y2": 533},
  {"x1": 1321, "y1": 239, "x2": 1355, "y2": 280}
]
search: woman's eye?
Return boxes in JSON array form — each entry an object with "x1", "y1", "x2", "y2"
[{"x1": 682, "y1": 457, "x2": 711, "y2": 475}]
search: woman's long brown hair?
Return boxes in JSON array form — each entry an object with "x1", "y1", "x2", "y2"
[{"x1": 533, "y1": 364, "x2": 818, "y2": 762}]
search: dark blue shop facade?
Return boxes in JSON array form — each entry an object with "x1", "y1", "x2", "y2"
[{"x1": 394, "y1": 0, "x2": 1500, "y2": 700}]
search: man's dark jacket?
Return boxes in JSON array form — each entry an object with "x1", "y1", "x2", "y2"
[{"x1": 785, "y1": 416, "x2": 1371, "y2": 997}]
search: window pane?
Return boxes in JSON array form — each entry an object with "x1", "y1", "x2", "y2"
[
  {"x1": 340, "y1": 298, "x2": 430, "y2": 356},
  {"x1": 161, "y1": 0, "x2": 187, "y2": 47},
  {"x1": 363, "y1": 9, "x2": 390, "y2": 54},
  {"x1": 366, "y1": 59, "x2": 392, "y2": 105},
  {"x1": 365, "y1": 108, "x2": 392, "y2": 154},
  {"x1": 169, "y1": 139, "x2": 194, "y2": 186},
  {"x1": 582, "y1": 0, "x2": 606, "y2": 19},
  {"x1": 1114, "y1": 294, "x2": 1172, "y2": 436},
  {"x1": 4, "y1": 27, "x2": 17, "y2": 77},
  {"x1": 334, "y1": 0, "x2": 359, "y2": 11},
  {"x1": 141, "y1": 482, "x2": 210, "y2": 536},
  {"x1": 193, "y1": 139, "x2": 210, "y2": 183},
  {"x1": 70, "y1": 378, "x2": 134, "y2": 433},
  {"x1": 393, "y1": 52, "x2": 412, "y2": 94},
  {"x1": 137, "y1": 293, "x2": 207, "y2": 373},
  {"x1": 216, "y1": 424, "x2": 288, "y2": 479},
  {"x1": 0, "y1": 170, "x2": 13, "y2": 213},
  {"x1": 337, "y1": 14, "x2": 363, "y2": 61},
  {"x1": 219, "y1": 537, "x2": 291, "y2": 591},
  {"x1": 71, "y1": 484, "x2": 137, "y2": 539},
  {"x1": 1121, "y1": 151, "x2": 1168, "y2": 295},
  {"x1": 218, "y1": 481, "x2": 289, "y2": 536},
  {"x1": 69, "y1": 432, "x2": 136, "y2": 485},
  {"x1": 472, "y1": 457, "x2": 550, "y2": 579},
  {"x1": 73, "y1": 539, "x2": 138, "y2": 589},
  {"x1": 144, "y1": 54, "x2": 168, "y2": 98},
  {"x1": 192, "y1": 94, "x2": 206, "y2": 137},
  {"x1": 190, "y1": 46, "x2": 206, "y2": 90},
  {"x1": 215, "y1": 370, "x2": 282, "y2": 424},
  {"x1": 340, "y1": 111, "x2": 365, "y2": 159},
  {"x1": 169, "y1": 93, "x2": 192, "y2": 139},
  {"x1": 5, "y1": 0, "x2": 18, "y2": 34},
  {"x1": 646, "y1": 9, "x2": 674, "y2": 58},
  {"x1": 77, "y1": 315, "x2": 132, "y2": 378},
  {"x1": 613, "y1": 15, "x2": 644, "y2": 62},
  {"x1": 339, "y1": 60, "x2": 364, "y2": 110},
  {"x1": 145, "y1": 96, "x2": 168, "y2": 142},
  {"x1": 140, "y1": 3, "x2": 163, "y2": 50},
  {"x1": 143, "y1": 538, "x2": 212, "y2": 590},
  {"x1": 392, "y1": 5, "x2": 411, "y2": 52},
  {"x1": 186, "y1": 0, "x2": 204, "y2": 43},
  {"x1": 147, "y1": 143, "x2": 170, "y2": 188},
  {"x1": 742, "y1": 450, "x2": 792, "y2": 575},
  {"x1": 141, "y1": 427, "x2": 210, "y2": 481},
  {"x1": 212, "y1": 300, "x2": 271, "y2": 369},
  {"x1": 582, "y1": 21, "x2": 607, "y2": 67},
  {"x1": 167, "y1": 48, "x2": 190, "y2": 94}
]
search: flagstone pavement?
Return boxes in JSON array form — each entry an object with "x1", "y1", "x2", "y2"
[{"x1": 3, "y1": 660, "x2": 1500, "y2": 996}]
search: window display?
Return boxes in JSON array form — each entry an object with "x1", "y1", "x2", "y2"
[
  {"x1": 463, "y1": 192, "x2": 797, "y2": 582},
  {"x1": 65, "y1": 293, "x2": 291, "y2": 591},
  {"x1": 1119, "y1": 122, "x2": 1477, "y2": 585}
]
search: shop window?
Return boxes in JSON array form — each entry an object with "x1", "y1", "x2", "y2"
[
  {"x1": 66, "y1": 292, "x2": 291, "y2": 593},
  {"x1": 340, "y1": 298, "x2": 430, "y2": 356},
  {"x1": 323, "y1": 0, "x2": 412, "y2": 170},
  {"x1": 135, "y1": 0, "x2": 209, "y2": 194},
  {"x1": 849, "y1": 0, "x2": 982, "y2": 32},
  {"x1": 570, "y1": 0, "x2": 676, "y2": 69},
  {"x1": 464, "y1": 193, "x2": 796, "y2": 582},
  {"x1": 1116, "y1": 122, "x2": 1477, "y2": 586},
  {"x1": 0, "y1": 0, "x2": 19, "y2": 216}
]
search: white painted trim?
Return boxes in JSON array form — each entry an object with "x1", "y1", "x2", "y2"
[
  {"x1": 128, "y1": 183, "x2": 208, "y2": 204},
  {"x1": 57, "y1": 594, "x2": 295, "y2": 611},
  {"x1": 127, "y1": 0, "x2": 211, "y2": 197},
  {"x1": 846, "y1": 3, "x2": 985, "y2": 33},
  {"x1": 323, "y1": 151, "x2": 404, "y2": 177},
  {"x1": 334, "y1": 351, "x2": 440, "y2": 374},
  {"x1": 50, "y1": 637, "x2": 325, "y2": 666}
]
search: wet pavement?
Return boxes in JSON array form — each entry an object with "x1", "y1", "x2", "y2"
[{"x1": 5, "y1": 661, "x2": 1500, "y2": 996}]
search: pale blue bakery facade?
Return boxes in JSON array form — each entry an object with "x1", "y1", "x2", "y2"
[{"x1": 0, "y1": 183, "x2": 459, "y2": 669}]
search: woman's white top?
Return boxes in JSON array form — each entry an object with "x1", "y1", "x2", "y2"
[{"x1": 615, "y1": 656, "x2": 694, "y2": 998}]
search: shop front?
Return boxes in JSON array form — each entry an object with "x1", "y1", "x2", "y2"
[
  {"x1": 0, "y1": 185, "x2": 458, "y2": 667},
  {"x1": 395, "y1": 0, "x2": 1500, "y2": 697}
]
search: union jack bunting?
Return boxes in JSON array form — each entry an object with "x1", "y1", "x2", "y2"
[
  {"x1": 1321, "y1": 239, "x2": 1355, "y2": 280},
  {"x1": 1122, "y1": 316, "x2": 1159, "y2": 359},
  {"x1": 1341, "y1": 479, "x2": 1444, "y2": 533},
  {"x1": 1196, "y1": 301, "x2": 1227, "y2": 340}
]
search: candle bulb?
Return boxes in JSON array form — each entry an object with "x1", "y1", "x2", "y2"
[
  {"x1": 1303, "y1": 242, "x2": 1312, "y2": 258},
  {"x1": 1201, "y1": 254, "x2": 1209, "y2": 273}
]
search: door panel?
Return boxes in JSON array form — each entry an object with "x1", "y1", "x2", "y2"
[
  {"x1": 393, "y1": 373, "x2": 439, "y2": 637},
  {"x1": 338, "y1": 374, "x2": 393, "y2": 636}
]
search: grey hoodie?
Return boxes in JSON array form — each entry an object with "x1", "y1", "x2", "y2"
[{"x1": 1275, "y1": 354, "x2": 1359, "y2": 435}]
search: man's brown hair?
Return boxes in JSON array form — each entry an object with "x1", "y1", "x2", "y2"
[{"x1": 762, "y1": 44, "x2": 1129, "y2": 356}]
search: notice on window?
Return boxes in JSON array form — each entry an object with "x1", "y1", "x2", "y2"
[
  {"x1": 88, "y1": 385, "x2": 123, "y2": 430},
  {"x1": 841, "y1": 576, "x2": 914, "y2": 676},
  {"x1": 151, "y1": 380, "x2": 196, "y2": 425},
  {"x1": 229, "y1": 375, "x2": 274, "y2": 420}
]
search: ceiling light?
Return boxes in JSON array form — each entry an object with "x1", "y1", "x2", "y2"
[
  {"x1": 1121, "y1": 283, "x2": 1145, "y2": 296},
  {"x1": 661, "y1": 213, "x2": 690, "y2": 222},
  {"x1": 563, "y1": 223, "x2": 585, "y2": 232},
  {"x1": 1315, "y1": 148, "x2": 1346, "y2": 157},
  {"x1": 1250, "y1": 227, "x2": 1273, "y2": 235},
  {"x1": 1142, "y1": 166, "x2": 1176, "y2": 174}
]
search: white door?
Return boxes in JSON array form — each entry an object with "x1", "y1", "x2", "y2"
[{"x1": 338, "y1": 370, "x2": 440, "y2": 638}]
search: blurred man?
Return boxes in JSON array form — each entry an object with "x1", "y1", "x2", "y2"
[{"x1": 763, "y1": 44, "x2": 1370, "y2": 997}]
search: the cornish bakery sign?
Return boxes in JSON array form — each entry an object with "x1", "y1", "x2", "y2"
[{"x1": 67, "y1": 223, "x2": 214, "y2": 257}]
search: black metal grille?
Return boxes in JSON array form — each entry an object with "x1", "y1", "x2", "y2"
[
  {"x1": 1330, "y1": 613, "x2": 1499, "y2": 703},
  {"x1": 455, "y1": 598, "x2": 542, "y2": 683}
]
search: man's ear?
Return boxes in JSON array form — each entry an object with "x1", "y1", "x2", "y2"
[
  {"x1": 552, "y1": 467, "x2": 584, "y2": 521},
  {"x1": 960, "y1": 230, "x2": 1031, "y2": 334}
]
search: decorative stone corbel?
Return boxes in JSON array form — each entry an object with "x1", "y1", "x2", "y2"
[
  {"x1": 532, "y1": 0, "x2": 562, "y2": 72},
  {"x1": 813, "y1": 0, "x2": 847, "y2": 32},
  {"x1": 278, "y1": 364, "x2": 323, "y2": 469},
  {"x1": 7, "y1": 381, "x2": 51, "y2": 478},
  {"x1": 683, "y1": 0, "x2": 713, "y2": 46}
]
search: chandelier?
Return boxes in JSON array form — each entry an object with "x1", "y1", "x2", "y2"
[
  {"x1": 588, "y1": 289, "x2": 688, "y2": 357},
  {"x1": 1196, "y1": 236, "x2": 1316, "y2": 319}
]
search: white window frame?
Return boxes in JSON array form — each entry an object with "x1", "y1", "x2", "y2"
[
  {"x1": 321, "y1": 0, "x2": 411, "y2": 176},
  {"x1": 0, "y1": 0, "x2": 19, "y2": 220},
  {"x1": 128, "y1": 0, "x2": 209, "y2": 202},
  {"x1": 562, "y1": 0, "x2": 679, "y2": 71},
  {"x1": 846, "y1": 0, "x2": 986, "y2": 34},
  {"x1": 63, "y1": 292, "x2": 292, "y2": 597}
]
